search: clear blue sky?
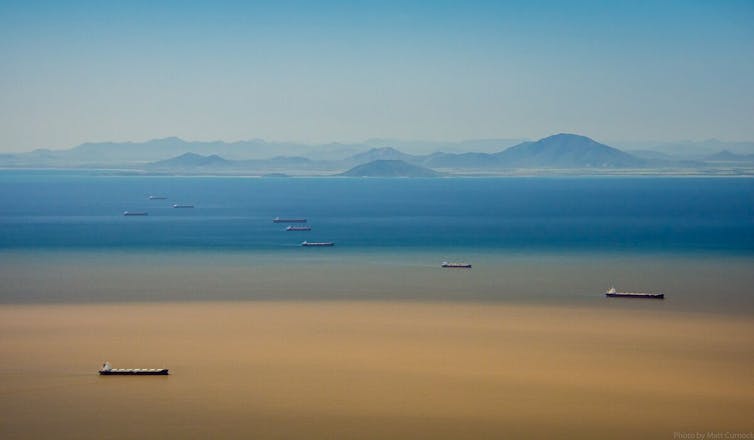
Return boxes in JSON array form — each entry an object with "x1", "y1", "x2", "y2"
[{"x1": 1, "y1": 0, "x2": 752, "y2": 151}]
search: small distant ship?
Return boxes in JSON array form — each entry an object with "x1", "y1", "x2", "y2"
[
  {"x1": 605, "y1": 287, "x2": 664, "y2": 299},
  {"x1": 148, "y1": 196, "x2": 167, "y2": 200},
  {"x1": 301, "y1": 241, "x2": 334, "y2": 247},
  {"x1": 441, "y1": 262, "x2": 472, "y2": 268},
  {"x1": 274, "y1": 217, "x2": 307, "y2": 223},
  {"x1": 123, "y1": 211, "x2": 148, "y2": 216},
  {"x1": 286, "y1": 226, "x2": 312, "y2": 231},
  {"x1": 172, "y1": 204, "x2": 194, "y2": 208},
  {"x1": 98, "y1": 362, "x2": 168, "y2": 375}
]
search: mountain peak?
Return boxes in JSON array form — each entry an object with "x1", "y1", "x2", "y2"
[
  {"x1": 539, "y1": 133, "x2": 601, "y2": 146},
  {"x1": 547, "y1": 133, "x2": 590, "y2": 139},
  {"x1": 349, "y1": 147, "x2": 416, "y2": 163},
  {"x1": 498, "y1": 134, "x2": 644, "y2": 168},
  {"x1": 340, "y1": 159, "x2": 440, "y2": 177},
  {"x1": 175, "y1": 152, "x2": 203, "y2": 159},
  {"x1": 152, "y1": 136, "x2": 186, "y2": 143},
  {"x1": 368, "y1": 146, "x2": 401, "y2": 153},
  {"x1": 149, "y1": 152, "x2": 231, "y2": 168}
]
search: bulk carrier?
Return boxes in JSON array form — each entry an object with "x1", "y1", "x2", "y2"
[
  {"x1": 273, "y1": 217, "x2": 307, "y2": 223},
  {"x1": 605, "y1": 287, "x2": 664, "y2": 299},
  {"x1": 99, "y1": 362, "x2": 168, "y2": 375}
]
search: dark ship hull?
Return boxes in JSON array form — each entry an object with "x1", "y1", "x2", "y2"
[
  {"x1": 441, "y1": 263, "x2": 472, "y2": 268},
  {"x1": 606, "y1": 292, "x2": 664, "y2": 299},
  {"x1": 100, "y1": 369, "x2": 169, "y2": 375},
  {"x1": 274, "y1": 218, "x2": 307, "y2": 223}
]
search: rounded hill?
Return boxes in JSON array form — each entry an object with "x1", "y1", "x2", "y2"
[{"x1": 339, "y1": 160, "x2": 441, "y2": 177}]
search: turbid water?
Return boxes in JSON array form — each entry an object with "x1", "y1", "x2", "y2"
[
  {"x1": 1, "y1": 302, "x2": 752, "y2": 439},
  {"x1": 1, "y1": 249, "x2": 753, "y2": 315},
  {"x1": 0, "y1": 172, "x2": 752, "y2": 438}
]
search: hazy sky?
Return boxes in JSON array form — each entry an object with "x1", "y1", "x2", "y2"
[{"x1": 1, "y1": 0, "x2": 753, "y2": 152}]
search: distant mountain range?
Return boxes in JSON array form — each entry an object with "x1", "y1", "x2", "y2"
[
  {"x1": 634, "y1": 139, "x2": 754, "y2": 158},
  {"x1": 705, "y1": 150, "x2": 754, "y2": 162},
  {"x1": 342, "y1": 134, "x2": 644, "y2": 169},
  {"x1": 147, "y1": 152, "x2": 318, "y2": 171},
  {"x1": 1, "y1": 137, "x2": 525, "y2": 165},
  {"x1": 2, "y1": 133, "x2": 754, "y2": 175}
]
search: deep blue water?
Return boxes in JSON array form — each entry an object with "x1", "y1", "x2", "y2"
[{"x1": 1, "y1": 171, "x2": 753, "y2": 254}]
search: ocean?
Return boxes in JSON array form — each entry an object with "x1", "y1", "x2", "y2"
[
  {"x1": 1, "y1": 171, "x2": 752, "y2": 253},
  {"x1": 2, "y1": 171, "x2": 753, "y2": 439},
  {"x1": 0, "y1": 171, "x2": 752, "y2": 311}
]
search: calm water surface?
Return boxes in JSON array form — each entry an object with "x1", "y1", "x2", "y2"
[{"x1": 1, "y1": 171, "x2": 752, "y2": 311}]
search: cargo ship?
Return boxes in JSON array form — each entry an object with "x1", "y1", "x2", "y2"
[
  {"x1": 274, "y1": 217, "x2": 307, "y2": 223},
  {"x1": 148, "y1": 196, "x2": 167, "y2": 200},
  {"x1": 123, "y1": 211, "x2": 148, "y2": 216},
  {"x1": 441, "y1": 262, "x2": 472, "y2": 268},
  {"x1": 98, "y1": 362, "x2": 168, "y2": 375},
  {"x1": 605, "y1": 287, "x2": 664, "y2": 299},
  {"x1": 301, "y1": 241, "x2": 334, "y2": 247},
  {"x1": 172, "y1": 204, "x2": 194, "y2": 208},
  {"x1": 286, "y1": 226, "x2": 312, "y2": 231}
]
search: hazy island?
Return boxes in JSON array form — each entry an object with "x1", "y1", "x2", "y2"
[{"x1": 339, "y1": 160, "x2": 441, "y2": 177}]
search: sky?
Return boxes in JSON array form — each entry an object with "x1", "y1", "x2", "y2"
[{"x1": 0, "y1": 0, "x2": 753, "y2": 152}]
